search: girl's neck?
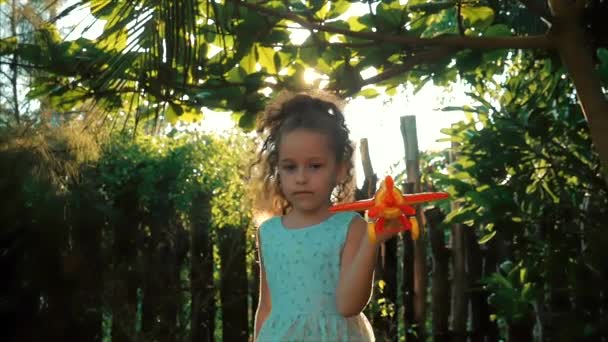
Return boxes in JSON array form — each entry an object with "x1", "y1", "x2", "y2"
[{"x1": 282, "y1": 205, "x2": 333, "y2": 229}]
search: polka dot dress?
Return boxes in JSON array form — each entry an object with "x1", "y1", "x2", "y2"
[{"x1": 257, "y1": 212, "x2": 375, "y2": 342}]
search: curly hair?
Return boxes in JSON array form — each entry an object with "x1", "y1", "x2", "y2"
[{"x1": 250, "y1": 91, "x2": 355, "y2": 215}]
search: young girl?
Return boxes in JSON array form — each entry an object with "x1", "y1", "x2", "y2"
[{"x1": 251, "y1": 92, "x2": 399, "y2": 341}]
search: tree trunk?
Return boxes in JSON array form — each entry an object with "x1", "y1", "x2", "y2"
[
  {"x1": 426, "y1": 207, "x2": 450, "y2": 342},
  {"x1": 218, "y1": 225, "x2": 249, "y2": 341},
  {"x1": 190, "y1": 192, "x2": 215, "y2": 342},
  {"x1": 549, "y1": 0, "x2": 608, "y2": 183}
]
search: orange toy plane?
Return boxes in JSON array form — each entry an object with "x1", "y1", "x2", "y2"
[{"x1": 330, "y1": 176, "x2": 449, "y2": 243}]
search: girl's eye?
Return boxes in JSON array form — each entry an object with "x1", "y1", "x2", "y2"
[
  {"x1": 310, "y1": 164, "x2": 323, "y2": 169},
  {"x1": 281, "y1": 165, "x2": 296, "y2": 171}
]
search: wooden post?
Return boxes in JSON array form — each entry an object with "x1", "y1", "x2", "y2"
[
  {"x1": 401, "y1": 185, "x2": 416, "y2": 341},
  {"x1": 426, "y1": 207, "x2": 451, "y2": 342},
  {"x1": 190, "y1": 192, "x2": 215, "y2": 342},
  {"x1": 359, "y1": 139, "x2": 375, "y2": 192},
  {"x1": 483, "y1": 238, "x2": 501, "y2": 342},
  {"x1": 251, "y1": 238, "x2": 259, "y2": 339},
  {"x1": 466, "y1": 226, "x2": 484, "y2": 342},
  {"x1": 400, "y1": 116, "x2": 427, "y2": 340},
  {"x1": 448, "y1": 135, "x2": 468, "y2": 342},
  {"x1": 218, "y1": 225, "x2": 249, "y2": 341}
]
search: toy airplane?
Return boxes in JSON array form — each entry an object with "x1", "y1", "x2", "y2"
[{"x1": 330, "y1": 175, "x2": 449, "y2": 243}]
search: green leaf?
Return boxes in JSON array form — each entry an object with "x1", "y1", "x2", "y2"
[
  {"x1": 257, "y1": 45, "x2": 276, "y2": 74},
  {"x1": 408, "y1": 1, "x2": 454, "y2": 14},
  {"x1": 385, "y1": 86, "x2": 398, "y2": 96},
  {"x1": 484, "y1": 24, "x2": 512, "y2": 37},
  {"x1": 466, "y1": 190, "x2": 490, "y2": 207},
  {"x1": 98, "y1": 28, "x2": 129, "y2": 51},
  {"x1": 90, "y1": 0, "x2": 116, "y2": 18},
  {"x1": 240, "y1": 48, "x2": 257, "y2": 74},
  {"x1": 0, "y1": 37, "x2": 18, "y2": 55},
  {"x1": 314, "y1": 2, "x2": 330, "y2": 20},
  {"x1": 444, "y1": 205, "x2": 478, "y2": 225},
  {"x1": 26, "y1": 81, "x2": 54, "y2": 99},
  {"x1": 541, "y1": 181, "x2": 560, "y2": 203},
  {"x1": 182, "y1": 108, "x2": 203, "y2": 123},
  {"x1": 20, "y1": 45, "x2": 50, "y2": 66},
  {"x1": 461, "y1": 6, "x2": 494, "y2": 29},
  {"x1": 274, "y1": 51, "x2": 291, "y2": 73},
  {"x1": 520, "y1": 268, "x2": 527, "y2": 284},
  {"x1": 238, "y1": 111, "x2": 257, "y2": 131},
  {"x1": 244, "y1": 72, "x2": 264, "y2": 92},
  {"x1": 347, "y1": 15, "x2": 367, "y2": 32},
  {"x1": 441, "y1": 106, "x2": 467, "y2": 112},
  {"x1": 488, "y1": 272, "x2": 512, "y2": 289},
  {"x1": 300, "y1": 45, "x2": 320, "y2": 67},
  {"x1": 376, "y1": 2, "x2": 403, "y2": 29},
  {"x1": 525, "y1": 182, "x2": 538, "y2": 194},
  {"x1": 327, "y1": 0, "x2": 350, "y2": 19},
  {"x1": 478, "y1": 230, "x2": 497, "y2": 244},
  {"x1": 166, "y1": 102, "x2": 184, "y2": 124},
  {"x1": 499, "y1": 260, "x2": 515, "y2": 275},
  {"x1": 420, "y1": 9, "x2": 458, "y2": 38},
  {"x1": 226, "y1": 66, "x2": 246, "y2": 83},
  {"x1": 358, "y1": 88, "x2": 379, "y2": 98}
]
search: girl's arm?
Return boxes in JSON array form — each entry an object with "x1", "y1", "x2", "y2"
[
  {"x1": 335, "y1": 215, "x2": 379, "y2": 317},
  {"x1": 254, "y1": 231, "x2": 271, "y2": 340}
]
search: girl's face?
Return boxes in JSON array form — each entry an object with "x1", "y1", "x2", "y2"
[{"x1": 277, "y1": 129, "x2": 345, "y2": 215}]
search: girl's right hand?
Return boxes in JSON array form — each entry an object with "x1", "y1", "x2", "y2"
[{"x1": 370, "y1": 218, "x2": 406, "y2": 245}]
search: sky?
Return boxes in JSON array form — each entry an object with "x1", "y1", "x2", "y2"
[{"x1": 55, "y1": 1, "x2": 468, "y2": 182}]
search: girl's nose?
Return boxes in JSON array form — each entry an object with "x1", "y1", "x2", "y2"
[{"x1": 295, "y1": 168, "x2": 308, "y2": 184}]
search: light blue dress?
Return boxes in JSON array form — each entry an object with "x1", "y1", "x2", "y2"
[{"x1": 257, "y1": 212, "x2": 375, "y2": 342}]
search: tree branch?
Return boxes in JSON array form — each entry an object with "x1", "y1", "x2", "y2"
[
  {"x1": 238, "y1": 1, "x2": 554, "y2": 50},
  {"x1": 263, "y1": 40, "x2": 376, "y2": 49},
  {"x1": 0, "y1": 61, "x2": 52, "y2": 70},
  {"x1": 0, "y1": 67, "x2": 12, "y2": 79},
  {"x1": 360, "y1": 47, "x2": 456, "y2": 87}
]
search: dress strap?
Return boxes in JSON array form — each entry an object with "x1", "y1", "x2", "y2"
[{"x1": 333, "y1": 211, "x2": 361, "y2": 246}]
